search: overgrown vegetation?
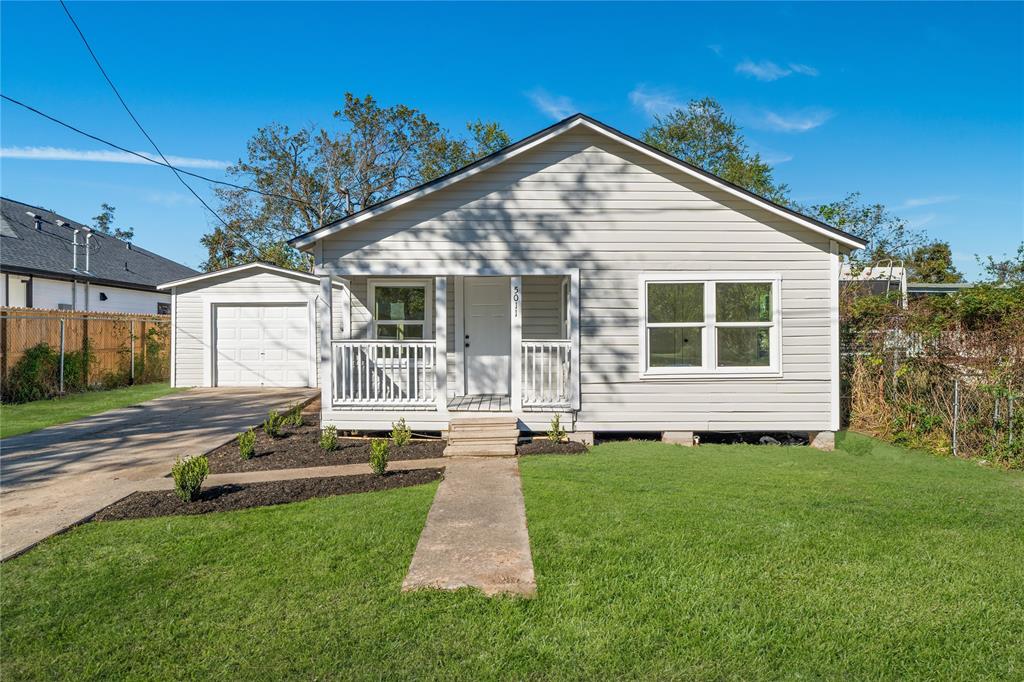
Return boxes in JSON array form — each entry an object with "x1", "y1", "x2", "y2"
[
  {"x1": 262, "y1": 410, "x2": 285, "y2": 438},
  {"x1": 369, "y1": 438, "x2": 389, "y2": 475},
  {"x1": 391, "y1": 417, "x2": 411, "y2": 447},
  {"x1": 171, "y1": 455, "x2": 210, "y2": 503},
  {"x1": 547, "y1": 414, "x2": 566, "y2": 443},
  {"x1": 319, "y1": 425, "x2": 338, "y2": 452},
  {"x1": 843, "y1": 280, "x2": 1023, "y2": 467},
  {"x1": 2, "y1": 342, "x2": 91, "y2": 403},
  {"x1": 238, "y1": 428, "x2": 256, "y2": 460}
]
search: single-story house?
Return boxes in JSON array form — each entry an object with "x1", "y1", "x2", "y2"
[
  {"x1": 1, "y1": 197, "x2": 197, "y2": 314},
  {"x1": 159, "y1": 114, "x2": 866, "y2": 448}
]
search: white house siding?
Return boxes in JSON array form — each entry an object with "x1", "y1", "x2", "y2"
[
  {"x1": 1, "y1": 274, "x2": 169, "y2": 313},
  {"x1": 172, "y1": 270, "x2": 323, "y2": 387},
  {"x1": 318, "y1": 128, "x2": 836, "y2": 432}
]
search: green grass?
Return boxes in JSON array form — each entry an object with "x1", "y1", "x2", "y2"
[
  {"x1": 0, "y1": 382, "x2": 182, "y2": 438},
  {"x1": 3, "y1": 435, "x2": 1022, "y2": 679}
]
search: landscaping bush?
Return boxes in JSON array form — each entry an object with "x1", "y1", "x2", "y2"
[
  {"x1": 391, "y1": 417, "x2": 411, "y2": 447},
  {"x1": 369, "y1": 438, "x2": 389, "y2": 475},
  {"x1": 2, "y1": 343, "x2": 59, "y2": 403},
  {"x1": 284, "y1": 402, "x2": 304, "y2": 427},
  {"x1": 238, "y1": 428, "x2": 257, "y2": 460},
  {"x1": 263, "y1": 411, "x2": 285, "y2": 438},
  {"x1": 320, "y1": 425, "x2": 338, "y2": 452},
  {"x1": 547, "y1": 414, "x2": 567, "y2": 443},
  {"x1": 171, "y1": 455, "x2": 209, "y2": 503}
]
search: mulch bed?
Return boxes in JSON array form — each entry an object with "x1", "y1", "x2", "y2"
[
  {"x1": 94, "y1": 469, "x2": 443, "y2": 521},
  {"x1": 205, "y1": 417, "x2": 445, "y2": 474},
  {"x1": 516, "y1": 440, "x2": 589, "y2": 455}
]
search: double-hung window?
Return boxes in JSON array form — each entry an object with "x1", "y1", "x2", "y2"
[
  {"x1": 639, "y1": 273, "x2": 781, "y2": 377},
  {"x1": 368, "y1": 280, "x2": 431, "y2": 340}
]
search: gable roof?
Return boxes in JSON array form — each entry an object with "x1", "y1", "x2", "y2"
[
  {"x1": 288, "y1": 113, "x2": 868, "y2": 251},
  {"x1": 1, "y1": 197, "x2": 197, "y2": 290},
  {"x1": 157, "y1": 261, "x2": 347, "y2": 290}
]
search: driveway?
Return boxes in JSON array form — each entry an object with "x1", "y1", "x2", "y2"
[{"x1": 0, "y1": 387, "x2": 318, "y2": 560}]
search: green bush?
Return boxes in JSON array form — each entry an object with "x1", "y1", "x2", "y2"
[
  {"x1": 283, "y1": 402, "x2": 304, "y2": 427},
  {"x1": 238, "y1": 428, "x2": 256, "y2": 460},
  {"x1": 391, "y1": 417, "x2": 411, "y2": 447},
  {"x1": 171, "y1": 455, "x2": 209, "y2": 503},
  {"x1": 547, "y1": 414, "x2": 567, "y2": 443},
  {"x1": 369, "y1": 438, "x2": 390, "y2": 475},
  {"x1": 320, "y1": 425, "x2": 338, "y2": 452},
  {"x1": 263, "y1": 410, "x2": 285, "y2": 438},
  {"x1": 3, "y1": 343, "x2": 59, "y2": 403}
]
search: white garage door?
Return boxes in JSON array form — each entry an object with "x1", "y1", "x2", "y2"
[{"x1": 215, "y1": 304, "x2": 310, "y2": 387}]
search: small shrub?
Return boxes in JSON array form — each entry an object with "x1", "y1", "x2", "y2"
[
  {"x1": 263, "y1": 410, "x2": 285, "y2": 438},
  {"x1": 369, "y1": 438, "x2": 390, "y2": 475},
  {"x1": 238, "y1": 428, "x2": 256, "y2": 460},
  {"x1": 391, "y1": 417, "x2": 411, "y2": 447},
  {"x1": 171, "y1": 455, "x2": 209, "y2": 503},
  {"x1": 842, "y1": 435, "x2": 874, "y2": 457},
  {"x1": 284, "y1": 402, "x2": 304, "y2": 427},
  {"x1": 320, "y1": 425, "x2": 338, "y2": 452},
  {"x1": 547, "y1": 414, "x2": 567, "y2": 443}
]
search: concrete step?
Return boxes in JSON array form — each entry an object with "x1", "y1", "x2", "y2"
[
  {"x1": 448, "y1": 437, "x2": 520, "y2": 449},
  {"x1": 449, "y1": 416, "x2": 519, "y2": 429},
  {"x1": 443, "y1": 443, "x2": 518, "y2": 457},
  {"x1": 448, "y1": 427, "x2": 521, "y2": 441}
]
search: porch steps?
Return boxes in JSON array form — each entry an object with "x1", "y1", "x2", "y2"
[{"x1": 444, "y1": 416, "x2": 520, "y2": 457}]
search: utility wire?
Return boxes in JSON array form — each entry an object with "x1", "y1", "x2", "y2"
[
  {"x1": 1, "y1": 94, "x2": 307, "y2": 206},
  {"x1": 59, "y1": 0, "x2": 230, "y2": 226}
]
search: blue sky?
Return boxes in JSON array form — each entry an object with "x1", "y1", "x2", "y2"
[{"x1": 2, "y1": 1, "x2": 1021, "y2": 278}]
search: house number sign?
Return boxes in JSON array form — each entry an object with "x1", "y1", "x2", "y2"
[{"x1": 512, "y1": 285, "x2": 520, "y2": 319}]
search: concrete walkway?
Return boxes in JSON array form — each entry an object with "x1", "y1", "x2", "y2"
[
  {"x1": 0, "y1": 387, "x2": 317, "y2": 560},
  {"x1": 403, "y1": 457, "x2": 536, "y2": 597},
  {"x1": 134, "y1": 458, "x2": 448, "y2": 491}
]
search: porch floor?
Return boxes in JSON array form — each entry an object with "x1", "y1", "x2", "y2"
[{"x1": 447, "y1": 394, "x2": 511, "y2": 412}]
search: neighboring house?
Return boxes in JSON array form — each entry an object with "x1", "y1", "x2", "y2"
[
  {"x1": 0, "y1": 197, "x2": 196, "y2": 314},
  {"x1": 160, "y1": 114, "x2": 867, "y2": 446},
  {"x1": 840, "y1": 263, "x2": 972, "y2": 306}
]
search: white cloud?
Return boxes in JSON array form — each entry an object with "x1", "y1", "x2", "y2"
[
  {"x1": 909, "y1": 212, "x2": 938, "y2": 228},
  {"x1": 0, "y1": 146, "x2": 229, "y2": 169},
  {"x1": 628, "y1": 85, "x2": 685, "y2": 118},
  {"x1": 735, "y1": 59, "x2": 819, "y2": 81},
  {"x1": 900, "y1": 195, "x2": 959, "y2": 209},
  {"x1": 755, "y1": 109, "x2": 833, "y2": 133},
  {"x1": 526, "y1": 89, "x2": 576, "y2": 120},
  {"x1": 143, "y1": 190, "x2": 197, "y2": 207},
  {"x1": 707, "y1": 44, "x2": 723, "y2": 56}
]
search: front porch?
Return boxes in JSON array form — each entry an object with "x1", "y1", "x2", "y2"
[{"x1": 317, "y1": 271, "x2": 580, "y2": 428}]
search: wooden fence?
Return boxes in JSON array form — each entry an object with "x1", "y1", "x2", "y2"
[{"x1": 0, "y1": 307, "x2": 171, "y2": 401}]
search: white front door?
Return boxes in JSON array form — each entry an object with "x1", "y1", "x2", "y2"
[
  {"x1": 215, "y1": 304, "x2": 310, "y2": 387},
  {"x1": 464, "y1": 276, "x2": 511, "y2": 395}
]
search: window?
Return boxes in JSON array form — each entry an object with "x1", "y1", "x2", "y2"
[
  {"x1": 157, "y1": 302, "x2": 171, "y2": 315},
  {"x1": 368, "y1": 280, "x2": 431, "y2": 340},
  {"x1": 639, "y1": 273, "x2": 780, "y2": 376}
]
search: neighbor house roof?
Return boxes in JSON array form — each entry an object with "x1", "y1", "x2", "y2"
[
  {"x1": 157, "y1": 261, "x2": 348, "y2": 290},
  {"x1": 0, "y1": 197, "x2": 197, "y2": 291},
  {"x1": 288, "y1": 113, "x2": 868, "y2": 251}
]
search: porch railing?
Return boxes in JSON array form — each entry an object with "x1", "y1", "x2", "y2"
[
  {"x1": 332, "y1": 340, "x2": 436, "y2": 406},
  {"x1": 522, "y1": 340, "x2": 572, "y2": 408}
]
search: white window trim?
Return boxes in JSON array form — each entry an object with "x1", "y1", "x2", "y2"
[
  {"x1": 367, "y1": 278, "x2": 433, "y2": 340},
  {"x1": 638, "y1": 272, "x2": 783, "y2": 379}
]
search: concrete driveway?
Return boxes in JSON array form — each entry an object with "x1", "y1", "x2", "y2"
[{"x1": 1, "y1": 387, "x2": 318, "y2": 560}]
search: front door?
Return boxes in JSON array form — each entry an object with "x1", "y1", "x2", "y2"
[{"x1": 464, "y1": 276, "x2": 511, "y2": 395}]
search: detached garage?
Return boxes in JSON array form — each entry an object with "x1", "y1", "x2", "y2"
[{"x1": 159, "y1": 262, "x2": 344, "y2": 388}]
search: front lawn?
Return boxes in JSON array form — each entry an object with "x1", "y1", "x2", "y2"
[
  {"x1": 0, "y1": 382, "x2": 182, "y2": 439},
  {"x1": 3, "y1": 435, "x2": 1022, "y2": 679}
]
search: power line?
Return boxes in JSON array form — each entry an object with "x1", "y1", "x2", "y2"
[
  {"x1": 59, "y1": 0, "x2": 229, "y2": 227},
  {"x1": 1, "y1": 94, "x2": 307, "y2": 205}
]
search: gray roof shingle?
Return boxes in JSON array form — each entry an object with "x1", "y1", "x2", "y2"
[{"x1": 0, "y1": 197, "x2": 197, "y2": 290}]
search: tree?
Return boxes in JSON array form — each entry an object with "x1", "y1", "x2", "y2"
[
  {"x1": 91, "y1": 203, "x2": 135, "y2": 241},
  {"x1": 977, "y1": 243, "x2": 1024, "y2": 284},
  {"x1": 201, "y1": 94, "x2": 508, "y2": 271},
  {"x1": 905, "y1": 241, "x2": 963, "y2": 283},
  {"x1": 805, "y1": 193, "x2": 926, "y2": 266},
  {"x1": 641, "y1": 97, "x2": 789, "y2": 204}
]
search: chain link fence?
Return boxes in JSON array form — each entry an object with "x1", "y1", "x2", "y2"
[{"x1": 0, "y1": 307, "x2": 171, "y2": 403}]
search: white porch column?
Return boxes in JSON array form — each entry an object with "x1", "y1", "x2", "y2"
[
  {"x1": 434, "y1": 276, "x2": 448, "y2": 413},
  {"x1": 318, "y1": 275, "x2": 333, "y2": 409},
  {"x1": 569, "y1": 269, "x2": 581, "y2": 411},
  {"x1": 510, "y1": 276, "x2": 523, "y2": 410}
]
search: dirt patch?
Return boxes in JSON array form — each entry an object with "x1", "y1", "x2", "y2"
[
  {"x1": 205, "y1": 417, "x2": 445, "y2": 473},
  {"x1": 516, "y1": 440, "x2": 589, "y2": 455},
  {"x1": 94, "y1": 469, "x2": 443, "y2": 521}
]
